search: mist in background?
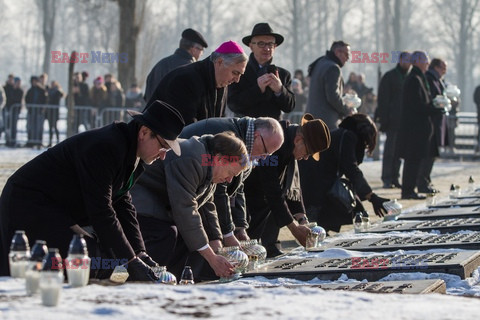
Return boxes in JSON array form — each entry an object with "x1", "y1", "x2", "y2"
[{"x1": 1, "y1": 0, "x2": 479, "y2": 110}]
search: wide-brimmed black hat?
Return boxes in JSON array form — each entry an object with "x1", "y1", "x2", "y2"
[
  {"x1": 182, "y1": 28, "x2": 208, "y2": 48},
  {"x1": 242, "y1": 23, "x2": 284, "y2": 46},
  {"x1": 128, "y1": 100, "x2": 185, "y2": 156},
  {"x1": 300, "y1": 113, "x2": 331, "y2": 161}
]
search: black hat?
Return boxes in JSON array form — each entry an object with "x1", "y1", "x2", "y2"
[
  {"x1": 182, "y1": 28, "x2": 208, "y2": 48},
  {"x1": 128, "y1": 100, "x2": 185, "y2": 156},
  {"x1": 242, "y1": 23, "x2": 284, "y2": 46}
]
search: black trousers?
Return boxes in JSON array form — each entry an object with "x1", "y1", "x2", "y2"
[
  {"x1": 381, "y1": 130, "x2": 401, "y2": 185},
  {"x1": 402, "y1": 157, "x2": 423, "y2": 196},
  {"x1": 246, "y1": 204, "x2": 280, "y2": 249},
  {"x1": 417, "y1": 156, "x2": 435, "y2": 190},
  {"x1": 137, "y1": 215, "x2": 216, "y2": 281}
]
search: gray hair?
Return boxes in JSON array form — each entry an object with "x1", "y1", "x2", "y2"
[{"x1": 210, "y1": 52, "x2": 248, "y2": 66}]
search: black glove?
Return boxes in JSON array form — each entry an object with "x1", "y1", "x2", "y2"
[
  {"x1": 126, "y1": 257, "x2": 159, "y2": 282},
  {"x1": 369, "y1": 193, "x2": 389, "y2": 217},
  {"x1": 139, "y1": 253, "x2": 159, "y2": 268}
]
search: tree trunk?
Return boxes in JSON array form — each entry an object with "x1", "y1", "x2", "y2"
[
  {"x1": 117, "y1": 0, "x2": 140, "y2": 91},
  {"x1": 40, "y1": 0, "x2": 57, "y2": 75}
]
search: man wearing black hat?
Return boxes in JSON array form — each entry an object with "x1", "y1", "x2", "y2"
[
  {"x1": 144, "y1": 28, "x2": 208, "y2": 102},
  {"x1": 243, "y1": 114, "x2": 331, "y2": 257},
  {"x1": 228, "y1": 22, "x2": 295, "y2": 120},
  {"x1": 0, "y1": 100, "x2": 185, "y2": 282}
]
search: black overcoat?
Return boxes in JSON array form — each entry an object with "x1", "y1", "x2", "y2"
[
  {"x1": 147, "y1": 57, "x2": 226, "y2": 125},
  {"x1": 0, "y1": 121, "x2": 146, "y2": 275},
  {"x1": 228, "y1": 53, "x2": 295, "y2": 120}
]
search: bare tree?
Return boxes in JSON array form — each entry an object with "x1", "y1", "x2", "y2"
[
  {"x1": 117, "y1": 0, "x2": 145, "y2": 90},
  {"x1": 36, "y1": 0, "x2": 57, "y2": 75},
  {"x1": 433, "y1": 0, "x2": 480, "y2": 109}
]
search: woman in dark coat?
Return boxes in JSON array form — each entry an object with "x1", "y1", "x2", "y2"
[{"x1": 299, "y1": 114, "x2": 389, "y2": 232}]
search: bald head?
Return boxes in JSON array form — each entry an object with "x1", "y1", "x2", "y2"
[{"x1": 252, "y1": 118, "x2": 284, "y2": 157}]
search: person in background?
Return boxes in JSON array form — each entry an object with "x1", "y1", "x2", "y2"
[
  {"x1": 46, "y1": 80, "x2": 64, "y2": 147},
  {"x1": 72, "y1": 72, "x2": 91, "y2": 133},
  {"x1": 126, "y1": 83, "x2": 145, "y2": 109},
  {"x1": 147, "y1": 41, "x2": 248, "y2": 125},
  {"x1": 419, "y1": 58, "x2": 448, "y2": 194},
  {"x1": 474, "y1": 84, "x2": 480, "y2": 153},
  {"x1": 306, "y1": 41, "x2": 353, "y2": 130},
  {"x1": 3, "y1": 76, "x2": 23, "y2": 147},
  {"x1": 0, "y1": 100, "x2": 185, "y2": 281},
  {"x1": 144, "y1": 28, "x2": 208, "y2": 102},
  {"x1": 398, "y1": 51, "x2": 445, "y2": 200},
  {"x1": 300, "y1": 114, "x2": 389, "y2": 233},
  {"x1": 228, "y1": 23, "x2": 295, "y2": 120},
  {"x1": 375, "y1": 51, "x2": 411, "y2": 189},
  {"x1": 25, "y1": 76, "x2": 47, "y2": 148}
]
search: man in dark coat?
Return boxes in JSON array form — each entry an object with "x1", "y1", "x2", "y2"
[
  {"x1": 25, "y1": 76, "x2": 48, "y2": 148},
  {"x1": 0, "y1": 101, "x2": 185, "y2": 281},
  {"x1": 3, "y1": 76, "x2": 23, "y2": 147},
  {"x1": 244, "y1": 114, "x2": 331, "y2": 257},
  {"x1": 147, "y1": 41, "x2": 248, "y2": 125},
  {"x1": 228, "y1": 23, "x2": 295, "y2": 120},
  {"x1": 173, "y1": 116, "x2": 284, "y2": 245},
  {"x1": 375, "y1": 51, "x2": 411, "y2": 189},
  {"x1": 398, "y1": 51, "x2": 445, "y2": 199},
  {"x1": 306, "y1": 40, "x2": 353, "y2": 130},
  {"x1": 418, "y1": 58, "x2": 447, "y2": 193},
  {"x1": 144, "y1": 28, "x2": 208, "y2": 102}
]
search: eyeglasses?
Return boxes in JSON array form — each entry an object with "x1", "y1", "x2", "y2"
[
  {"x1": 154, "y1": 134, "x2": 171, "y2": 151},
  {"x1": 259, "y1": 134, "x2": 269, "y2": 155},
  {"x1": 251, "y1": 41, "x2": 276, "y2": 49}
]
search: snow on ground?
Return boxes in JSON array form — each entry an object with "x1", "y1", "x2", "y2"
[{"x1": 1, "y1": 148, "x2": 480, "y2": 319}]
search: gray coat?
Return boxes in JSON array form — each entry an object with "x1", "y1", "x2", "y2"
[
  {"x1": 306, "y1": 51, "x2": 350, "y2": 130},
  {"x1": 130, "y1": 136, "x2": 219, "y2": 251}
]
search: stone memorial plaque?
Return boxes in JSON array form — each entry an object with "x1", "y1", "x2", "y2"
[
  {"x1": 456, "y1": 190, "x2": 480, "y2": 199},
  {"x1": 428, "y1": 198, "x2": 480, "y2": 208},
  {"x1": 244, "y1": 251, "x2": 480, "y2": 281},
  {"x1": 398, "y1": 206, "x2": 480, "y2": 221},
  {"x1": 364, "y1": 218, "x2": 480, "y2": 234},
  {"x1": 256, "y1": 279, "x2": 446, "y2": 294},
  {"x1": 308, "y1": 232, "x2": 480, "y2": 252}
]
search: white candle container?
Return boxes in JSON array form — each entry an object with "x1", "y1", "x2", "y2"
[
  {"x1": 66, "y1": 254, "x2": 90, "y2": 287},
  {"x1": 39, "y1": 271, "x2": 64, "y2": 307}
]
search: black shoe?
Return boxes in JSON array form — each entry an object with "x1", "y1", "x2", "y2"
[
  {"x1": 265, "y1": 245, "x2": 284, "y2": 258},
  {"x1": 392, "y1": 182, "x2": 402, "y2": 188},
  {"x1": 401, "y1": 193, "x2": 426, "y2": 200},
  {"x1": 418, "y1": 187, "x2": 440, "y2": 194},
  {"x1": 383, "y1": 183, "x2": 394, "y2": 189}
]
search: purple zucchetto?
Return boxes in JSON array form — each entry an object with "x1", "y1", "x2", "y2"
[{"x1": 214, "y1": 41, "x2": 245, "y2": 54}]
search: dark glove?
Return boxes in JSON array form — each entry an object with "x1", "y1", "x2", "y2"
[
  {"x1": 139, "y1": 253, "x2": 159, "y2": 268},
  {"x1": 126, "y1": 257, "x2": 159, "y2": 282},
  {"x1": 369, "y1": 193, "x2": 389, "y2": 217}
]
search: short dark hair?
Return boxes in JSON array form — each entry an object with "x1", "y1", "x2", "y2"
[
  {"x1": 399, "y1": 51, "x2": 411, "y2": 63},
  {"x1": 211, "y1": 131, "x2": 248, "y2": 166},
  {"x1": 429, "y1": 58, "x2": 445, "y2": 70},
  {"x1": 330, "y1": 40, "x2": 350, "y2": 52}
]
